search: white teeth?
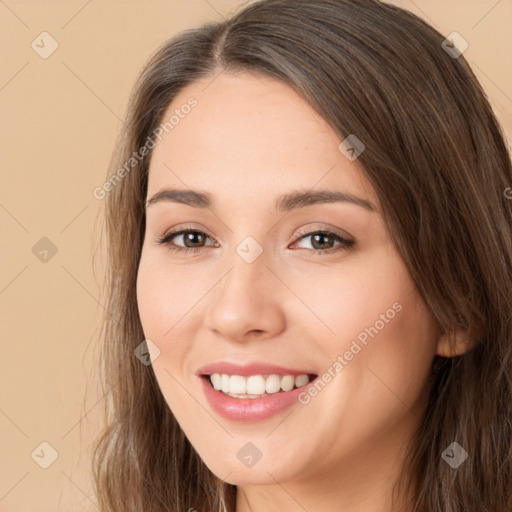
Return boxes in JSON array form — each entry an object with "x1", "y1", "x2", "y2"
[
  {"x1": 265, "y1": 374, "x2": 281, "y2": 393},
  {"x1": 229, "y1": 375, "x2": 246, "y2": 394},
  {"x1": 208, "y1": 373, "x2": 312, "y2": 397},
  {"x1": 221, "y1": 374, "x2": 230, "y2": 393},
  {"x1": 247, "y1": 375, "x2": 266, "y2": 395},
  {"x1": 295, "y1": 374, "x2": 309, "y2": 388},
  {"x1": 211, "y1": 373, "x2": 222, "y2": 390},
  {"x1": 281, "y1": 375, "x2": 295, "y2": 391}
]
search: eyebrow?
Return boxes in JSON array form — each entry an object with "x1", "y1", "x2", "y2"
[{"x1": 145, "y1": 188, "x2": 376, "y2": 213}]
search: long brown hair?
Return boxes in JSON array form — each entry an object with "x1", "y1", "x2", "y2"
[{"x1": 91, "y1": 1, "x2": 512, "y2": 510}]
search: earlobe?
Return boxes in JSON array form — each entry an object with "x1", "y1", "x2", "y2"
[{"x1": 435, "y1": 329, "x2": 473, "y2": 358}]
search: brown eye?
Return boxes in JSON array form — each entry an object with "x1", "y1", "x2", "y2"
[
  {"x1": 292, "y1": 230, "x2": 355, "y2": 254},
  {"x1": 156, "y1": 229, "x2": 216, "y2": 253},
  {"x1": 156, "y1": 228, "x2": 354, "y2": 256}
]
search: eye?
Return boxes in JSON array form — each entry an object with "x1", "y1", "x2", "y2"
[
  {"x1": 155, "y1": 227, "x2": 355, "y2": 256},
  {"x1": 291, "y1": 228, "x2": 355, "y2": 255},
  {"x1": 155, "y1": 227, "x2": 217, "y2": 254}
]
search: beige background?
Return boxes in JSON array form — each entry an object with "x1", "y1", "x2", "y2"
[{"x1": 1, "y1": 1, "x2": 511, "y2": 510}]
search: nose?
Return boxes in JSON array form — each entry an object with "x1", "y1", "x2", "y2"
[{"x1": 203, "y1": 250, "x2": 287, "y2": 343}]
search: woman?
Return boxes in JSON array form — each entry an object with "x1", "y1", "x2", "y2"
[{"x1": 92, "y1": 0, "x2": 512, "y2": 511}]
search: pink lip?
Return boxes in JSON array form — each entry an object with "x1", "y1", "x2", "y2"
[
  {"x1": 196, "y1": 361, "x2": 318, "y2": 422},
  {"x1": 196, "y1": 361, "x2": 315, "y2": 377},
  {"x1": 199, "y1": 375, "x2": 316, "y2": 422}
]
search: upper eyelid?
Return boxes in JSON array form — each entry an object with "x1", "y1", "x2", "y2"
[
  {"x1": 160, "y1": 226, "x2": 216, "y2": 243},
  {"x1": 294, "y1": 225, "x2": 352, "y2": 240},
  {"x1": 161, "y1": 220, "x2": 352, "y2": 236}
]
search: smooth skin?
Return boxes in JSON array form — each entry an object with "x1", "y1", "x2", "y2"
[{"x1": 136, "y1": 71, "x2": 470, "y2": 512}]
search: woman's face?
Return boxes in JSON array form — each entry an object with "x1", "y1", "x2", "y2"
[{"x1": 136, "y1": 71, "x2": 441, "y2": 491}]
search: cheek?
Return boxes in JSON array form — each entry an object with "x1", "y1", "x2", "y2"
[
  {"x1": 311, "y1": 245, "x2": 438, "y2": 408},
  {"x1": 325, "y1": 266, "x2": 438, "y2": 422},
  {"x1": 284, "y1": 247, "x2": 410, "y2": 353},
  {"x1": 136, "y1": 251, "x2": 208, "y2": 340},
  {"x1": 295, "y1": 260, "x2": 438, "y2": 460},
  {"x1": 136, "y1": 255, "x2": 202, "y2": 415},
  {"x1": 136, "y1": 254, "x2": 194, "y2": 386},
  {"x1": 367, "y1": 287, "x2": 438, "y2": 395},
  {"x1": 355, "y1": 252, "x2": 438, "y2": 382}
]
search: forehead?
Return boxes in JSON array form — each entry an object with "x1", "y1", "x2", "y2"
[{"x1": 146, "y1": 71, "x2": 378, "y2": 211}]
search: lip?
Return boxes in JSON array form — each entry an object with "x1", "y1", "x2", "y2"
[
  {"x1": 196, "y1": 361, "x2": 315, "y2": 377},
  {"x1": 197, "y1": 364, "x2": 318, "y2": 422}
]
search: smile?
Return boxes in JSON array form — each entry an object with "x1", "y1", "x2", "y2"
[
  {"x1": 207, "y1": 373, "x2": 315, "y2": 398},
  {"x1": 199, "y1": 372, "x2": 318, "y2": 422}
]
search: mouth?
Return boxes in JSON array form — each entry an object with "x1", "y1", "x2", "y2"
[
  {"x1": 198, "y1": 371, "x2": 319, "y2": 422},
  {"x1": 195, "y1": 361, "x2": 320, "y2": 421},
  {"x1": 200, "y1": 372, "x2": 318, "y2": 399}
]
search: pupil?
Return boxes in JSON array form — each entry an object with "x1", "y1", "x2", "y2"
[
  {"x1": 312, "y1": 233, "x2": 333, "y2": 250},
  {"x1": 186, "y1": 232, "x2": 203, "y2": 247}
]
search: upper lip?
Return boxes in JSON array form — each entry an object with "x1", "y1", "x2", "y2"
[{"x1": 196, "y1": 361, "x2": 317, "y2": 377}]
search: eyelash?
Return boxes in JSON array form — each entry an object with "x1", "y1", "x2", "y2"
[{"x1": 155, "y1": 226, "x2": 355, "y2": 256}]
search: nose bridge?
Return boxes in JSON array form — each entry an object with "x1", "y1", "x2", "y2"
[
  {"x1": 204, "y1": 241, "x2": 286, "y2": 341},
  {"x1": 226, "y1": 243, "x2": 271, "y2": 296},
  {"x1": 218, "y1": 227, "x2": 274, "y2": 297}
]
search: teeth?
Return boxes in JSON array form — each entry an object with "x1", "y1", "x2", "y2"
[
  {"x1": 265, "y1": 374, "x2": 281, "y2": 394},
  {"x1": 247, "y1": 375, "x2": 266, "y2": 395},
  {"x1": 281, "y1": 375, "x2": 295, "y2": 392},
  {"x1": 211, "y1": 373, "x2": 222, "y2": 390},
  {"x1": 221, "y1": 374, "x2": 230, "y2": 393},
  {"x1": 208, "y1": 373, "x2": 312, "y2": 397},
  {"x1": 229, "y1": 375, "x2": 246, "y2": 394},
  {"x1": 295, "y1": 374, "x2": 309, "y2": 387}
]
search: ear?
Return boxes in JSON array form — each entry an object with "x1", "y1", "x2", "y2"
[{"x1": 435, "y1": 328, "x2": 473, "y2": 358}]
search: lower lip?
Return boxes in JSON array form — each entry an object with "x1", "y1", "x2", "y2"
[{"x1": 199, "y1": 375, "x2": 315, "y2": 422}]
